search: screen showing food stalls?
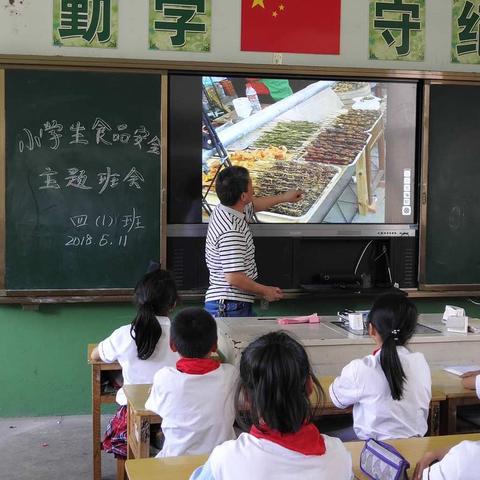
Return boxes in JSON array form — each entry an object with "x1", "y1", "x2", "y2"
[{"x1": 201, "y1": 77, "x2": 417, "y2": 225}]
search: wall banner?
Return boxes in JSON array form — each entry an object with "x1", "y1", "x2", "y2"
[
  {"x1": 53, "y1": 0, "x2": 118, "y2": 48},
  {"x1": 452, "y1": 0, "x2": 480, "y2": 64},
  {"x1": 369, "y1": 0, "x2": 425, "y2": 61},
  {"x1": 149, "y1": 0, "x2": 211, "y2": 52}
]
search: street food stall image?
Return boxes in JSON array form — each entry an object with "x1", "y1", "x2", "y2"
[{"x1": 201, "y1": 79, "x2": 391, "y2": 224}]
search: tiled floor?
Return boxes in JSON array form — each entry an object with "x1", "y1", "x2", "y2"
[{"x1": 0, "y1": 415, "x2": 116, "y2": 480}]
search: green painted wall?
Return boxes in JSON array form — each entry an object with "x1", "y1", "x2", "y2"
[{"x1": 1, "y1": 297, "x2": 479, "y2": 417}]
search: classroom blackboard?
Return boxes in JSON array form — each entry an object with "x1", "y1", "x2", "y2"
[
  {"x1": 5, "y1": 70, "x2": 161, "y2": 290},
  {"x1": 423, "y1": 83, "x2": 480, "y2": 287}
]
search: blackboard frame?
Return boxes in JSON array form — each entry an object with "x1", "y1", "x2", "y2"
[
  {"x1": 419, "y1": 80, "x2": 480, "y2": 290},
  {"x1": 3, "y1": 55, "x2": 480, "y2": 299},
  {"x1": 0, "y1": 66, "x2": 168, "y2": 298}
]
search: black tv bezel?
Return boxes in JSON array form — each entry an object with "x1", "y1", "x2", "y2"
[{"x1": 167, "y1": 72, "x2": 422, "y2": 238}]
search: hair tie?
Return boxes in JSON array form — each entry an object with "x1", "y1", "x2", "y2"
[{"x1": 391, "y1": 329, "x2": 400, "y2": 341}]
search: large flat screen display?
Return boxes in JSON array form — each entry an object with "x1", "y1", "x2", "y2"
[{"x1": 168, "y1": 74, "x2": 419, "y2": 236}]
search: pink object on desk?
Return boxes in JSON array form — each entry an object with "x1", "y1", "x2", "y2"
[{"x1": 277, "y1": 313, "x2": 320, "y2": 325}]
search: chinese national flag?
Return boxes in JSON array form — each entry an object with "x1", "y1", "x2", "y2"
[{"x1": 241, "y1": 0, "x2": 341, "y2": 55}]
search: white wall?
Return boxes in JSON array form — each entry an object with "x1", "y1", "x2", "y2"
[{"x1": 0, "y1": 0, "x2": 477, "y2": 74}]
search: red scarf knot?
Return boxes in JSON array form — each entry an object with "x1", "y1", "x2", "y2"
[
  {"x1": 176, "y1": 357, "x2": 220, "y2": 375},
  {"x1": 250, "y1": 423, "x2": 326, "y2": 456}
]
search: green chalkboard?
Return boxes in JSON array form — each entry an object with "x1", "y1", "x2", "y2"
[
  {"x1": 5, "y1": 69, "x2": 161, "y2": 290},
  {"x1": 423, "y1": 84, "x2": 480, "y2": 286}
]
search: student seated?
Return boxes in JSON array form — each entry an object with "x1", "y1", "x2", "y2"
[
  {"x1": 329, "y1": 293, "x2": 431, "y2": 440},
  {"x1": 413, "y1": 439, "x2": 480, "y2": 479},
  {"x1": 189, "y1": 331, "x2": 352, "y2": 480},
  {"x1": 90, "y1": 268, "x2": 179, "y2": 459},
  {"x1": 145, "y1": 307, "x2": 237, "y2": 457},
  {"x1": 412, "y1": 365, "x2": 480, "y2": 478}
]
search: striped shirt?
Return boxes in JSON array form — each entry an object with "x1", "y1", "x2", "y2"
[{"x1": 205, "y1": 203, "x2": 258, "y2": 303}]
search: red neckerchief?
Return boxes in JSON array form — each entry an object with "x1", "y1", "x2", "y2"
[
  {"x1": 176, "y1": 357, "x2": 220, "y2": 375},
  {"x1": 373, "y1": 348, "x2": 381, "y2": 356},
  {"x1": 250, "y1": 423, "x2": 326, "y2": 456}
]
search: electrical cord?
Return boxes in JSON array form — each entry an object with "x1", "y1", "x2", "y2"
[{"x1": 353, "y1": 240, "x2": 374, "y2": 275}]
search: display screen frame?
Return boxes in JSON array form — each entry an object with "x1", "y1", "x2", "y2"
[{"x1": 167, "y1": 72, "x2": 422, "y2": 238}]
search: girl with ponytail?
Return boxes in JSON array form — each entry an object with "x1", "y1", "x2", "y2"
[
  {"x1": 190, "y1": 332, "x2": 352, "y2": 480},
  {"x1": 90, "y1": 268, "x2": 179, "y2": 459},
  {"x1": 329, "y1": 293, "x2": 431, "y2": 440}
]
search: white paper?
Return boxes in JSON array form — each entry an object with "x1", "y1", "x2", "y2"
[{"x1": 443, "y1": 365, "x2": 480, "y2": 376}]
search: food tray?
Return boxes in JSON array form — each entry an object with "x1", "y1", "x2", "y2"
[
  {"x1": 204, "y1": 160, "x2": 354, "y2": 224},
  {"x1": 255, "y1": 162, "x2": 353, "y2": 223},
  {"x1": 300, "y1": 136, "x2": 370, "y2": 168},
  {"x1": 249, "y1": 120, "x2": 322, "y2": 153}
]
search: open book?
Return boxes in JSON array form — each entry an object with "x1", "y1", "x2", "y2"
[{"x1": 443, "y1": 365, "x2": 480, "y2": 376}]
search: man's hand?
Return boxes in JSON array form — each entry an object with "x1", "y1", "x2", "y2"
[
  {"x1": 261, "y1": 286, "x2": 283, "y2": 302},
  {"x1": 281, "y1": 189, "x2": 303, "y2": 203},
  {"x1": 225, "y1": 272, "x2": 283, "y2": 301}
]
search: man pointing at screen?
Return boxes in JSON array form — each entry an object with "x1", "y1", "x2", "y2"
[{"x1": 204, "y1": 166, "x2": 302, "y2": 318}]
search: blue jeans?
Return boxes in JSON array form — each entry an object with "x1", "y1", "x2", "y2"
[{"x1": 204, "y1": 300, "x2": 255, "y2": 318}]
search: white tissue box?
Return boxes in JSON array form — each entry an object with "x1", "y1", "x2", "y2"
[
  {"x1": 446, "y1": 315, "x2": 468, "y2": 333},
  {"x1": 442, "y1": 305, "x2": 465, "y2": 323}
]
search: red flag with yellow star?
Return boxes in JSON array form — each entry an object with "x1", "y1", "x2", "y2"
[{"x1": 241, "y1": 0, "x2": 341, "y2": 55}]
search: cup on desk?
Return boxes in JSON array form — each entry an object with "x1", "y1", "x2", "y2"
[{"x1": 348, "y1": 312, "x2": 364, "y2": 331}]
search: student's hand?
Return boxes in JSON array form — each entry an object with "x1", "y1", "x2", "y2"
[
  {"x1": 262, "y1": 286, "x2": 283, "y2": 302},
  {"x1": 281, "y1": 189, "x2": 303, "y2": 203},
  {"x1": 461, "y1": 374, "x2": 477, "y2": 390},
  {"x1": 413, "y1": 451, "x2": 438, "y2": 480}
]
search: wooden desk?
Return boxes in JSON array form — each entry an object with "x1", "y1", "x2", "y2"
[
  {"x1": 122, "y1": 375, "x2": 446, "y2": 465},
  {"x1": 346, "y1": 433, "x2": 480, "y2": 479},
  {"x1": 124, "y1": 384, "x2": 162, "y2": 460},
  {"x1": 432, "y1": 369, "x2": 480, "y2": 434},
  {"x1": 319, "y1": 376, "x2": 446, "y2": 436},
  {"x1": 125, "y1": 455, "x2": 207, "y2": 480},
  {"x1": 88, "y1": 343, "x2": 121, "y2": 480},
  {"x1": 125, "y1": 434, "x2": 480, "y2": 480}
]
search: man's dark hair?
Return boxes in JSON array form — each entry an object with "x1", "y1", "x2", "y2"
[
  {"x1": 215, "y1": 166, "x2": 250, "y2": 206},
  {"x1": 171, "y1": 307, "x2": 217, "y2": 358}
]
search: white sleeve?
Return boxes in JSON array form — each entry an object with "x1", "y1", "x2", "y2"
[
  {"x1": 98, "y1": 327, "x2": 127, "y2": 363},
  {"x1": 329, "y1": 361, "x2": 362, "y2": 409},
  {"x1": 476, "y1": 375, "x2": 480, "y2": 399},
  {"x1": 423, "y1": 441, "x2": 480, "y2": 480},
  {"x1": 144, "y1": 370, "x2": 166, "y2": 414},
  {"x1": 245, "y1": 202, "x2": 255, "y2": 223}
]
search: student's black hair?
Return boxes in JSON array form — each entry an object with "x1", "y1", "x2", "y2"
[
  {"x1": 215, "y1": 166, "x2": 250, "y2": 207},
  {"x1": 130, "y1": 268, "x2": 178, "y2": 360},
  {"x1": 170, "y1": 307, "x2": 217, "y2": 358},
  {"x1": 235, "y1": 331, "x2": 324, "y2": 433},
  {"x1": 366, "y1": 293, "x2": 417, "y2": 401}
]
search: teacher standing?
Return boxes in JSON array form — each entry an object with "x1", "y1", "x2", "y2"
[{"x1": 204, "y1": 166, "x2": 302, "y2": 318}]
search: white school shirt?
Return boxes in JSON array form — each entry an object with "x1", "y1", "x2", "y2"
[
  {"x1": 206, "y1": 432, "x2": 353, "y2": 480},
  {"x1": 145, "y1": 363, "x2": 237, "y2": 457},
  {"x1": 423, "y1": 440, "x2": 480, "y2": 480},
  {"x1": 97, "y1": 316, "x2": 178, "y2": 405},
  {"x1": 476, "y1": 375, "x2": 480, "y2": 398},
  {"x1": 329, "y1": 346, "x2": 431, "y2": 440}
]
